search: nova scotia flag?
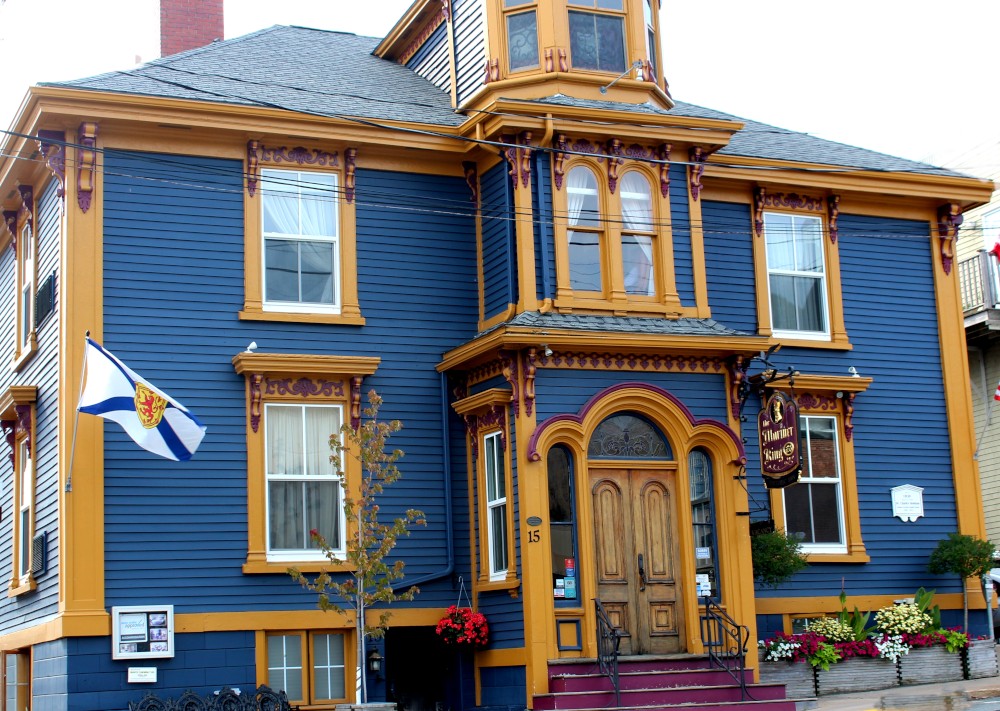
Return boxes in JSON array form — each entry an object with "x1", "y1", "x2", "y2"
[{"x1": 77, "y1": 338, "x2": 207, "y2": 461}]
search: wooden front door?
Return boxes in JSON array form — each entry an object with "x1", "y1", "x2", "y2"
[{"x1": 591, "y1": 468, "x2": 684, "y2": 655}]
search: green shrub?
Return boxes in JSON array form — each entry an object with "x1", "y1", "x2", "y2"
[{"x1": 751, "y1": 529, "x2": 808, "y2": 588}]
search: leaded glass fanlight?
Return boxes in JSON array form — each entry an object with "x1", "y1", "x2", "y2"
[{"x1": 588, "y1": 413, "x2": 672, "y2": 459}]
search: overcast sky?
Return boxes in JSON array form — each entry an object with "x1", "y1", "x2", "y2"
[{"x1": 0, "y1": 0, "x2": 996, "y2": 175}]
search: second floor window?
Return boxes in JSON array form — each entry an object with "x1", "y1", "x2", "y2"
[
  {"x1": 261, "y1": 169, "x2": 339, "y2": 313},
  {"x1": 484, "y1": 431, "x2": 508, "y2": 579},
  {"x1": 505, "y1": 0, "x2": 538, "y2": 71},
  {"x1": 18, "y1": 221, "x2": 34, "y2": 351},
  {"x1": 764, "y1": 212, "x2": 828, "y2": 337},
  {"x1": 568, "y1": 0, "x2": 626, "y2": 73}
]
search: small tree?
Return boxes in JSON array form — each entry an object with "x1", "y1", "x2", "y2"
[
  {"x1": 290, "y1": 390, "x2": 425, "y2": 703},
  {"x1": 750, "y1": 529, "x2": 808, "y2": 588},
  {"x1": 928, "y1": 532, "x2": 994, "y2": 633}
]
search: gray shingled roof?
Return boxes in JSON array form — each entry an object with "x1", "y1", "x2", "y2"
[
  {"x1": 528, "y1": 95, "x2": 967, "y2": 178},
  {"x1": 45, "y1": 26, "x2": 965, "y2": 178},
  {"x1": 47, "y1": 26, "x2": 465, "y2": 127},
  {"x1": 491, "y1": 311, "x2": 751, "y2": 338}
]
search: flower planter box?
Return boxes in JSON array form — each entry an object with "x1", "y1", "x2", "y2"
[
  {"x1": 898, "y1": 646, "x2": 964, "y2": 685},
  {"x1": 815, "y1": 657, "x2": 897, "y2": 695},
  {"x1": 965, "y1": 639, "x2": 999, "y2": 679},
  {"x1": 757, "y1": 659, "x2": 816, "y2": 699}
]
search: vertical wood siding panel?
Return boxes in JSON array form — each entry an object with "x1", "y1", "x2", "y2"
[{"x1": 101, "y1": 152, "x2": 478, "y2": 613}]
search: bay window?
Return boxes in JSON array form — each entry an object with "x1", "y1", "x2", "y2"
[{"x1": 568, "y1": 0, "x2": 626, "y2": 73}]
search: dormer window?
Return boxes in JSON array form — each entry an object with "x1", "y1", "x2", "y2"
[
  {"x1": 505, "y1": 0, "x2": 539, "y2": 72},
  {"x1": 568, "y1": 0, "x2": 626, "y2": 73}
]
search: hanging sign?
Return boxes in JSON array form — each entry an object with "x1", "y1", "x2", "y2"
[{"x1": 758, "y1": 392, "x2": 802, "y2": 489}]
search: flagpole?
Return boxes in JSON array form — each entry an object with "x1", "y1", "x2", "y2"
[{"x1": 66, "y1": 331, "x2": 91, "y2": 492}]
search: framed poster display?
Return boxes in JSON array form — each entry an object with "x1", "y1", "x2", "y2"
[{"x1": 111, "y1": 605, "x2": 175, "y2": 660}]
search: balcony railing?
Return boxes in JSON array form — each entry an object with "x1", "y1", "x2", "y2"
[{"x1": 959, "y1": 250, "x2": 1000, "y2": 313}]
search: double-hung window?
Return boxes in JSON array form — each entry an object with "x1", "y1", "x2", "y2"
[
  {"x1": 782, "y1": 416, "x2": 844, "y2": 554},
  {"x1": 18, "y1": 221, "x2": 33, "y2": 352},
  {"x1": 4, "y1": 650, "x2": 29, "y2": 711},
  {"x1": 568, "y1": 0, "x2": 627, "y2": 73},
  {"x1": 504, "y1": 0, "x2": 538, "y2": 72},
  {"x1": 265, "y1": 403, "x2": 343, "y2": 562},
  {"x1": 262, "y1": 169, "x2": 339, "y2": 313},
  {"x1": 484, "y1": 431, "x2": 508, "y2": 580},
  {"x1": 567, "y1": 167, "x2": 604, "y2": 292},
  {"x1": 266, "y1": 631, "x2": 346, "y2": 705},
  {"x1": 764, "y1": 212, "x2": 828, "y2": 338},
  {"x1": 1, "y1": 385, "x2": 37, "y2": 594},
  {"x1": 17, "y1": 440, "x2": 33, "y2": 583}
]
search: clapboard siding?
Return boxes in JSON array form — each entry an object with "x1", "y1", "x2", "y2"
[
  {"x1": 669, "y1": 164, "x2": 694, "y2": 305},
  {"x1": 703, "y1": 200, "x2": 757, "y2": 332},
  {"x1": 533, "y1": 154, "x2": 554, "y2": 303},
  {"x1": 102, "y1": 152, "x2": 478, "y2": 612},
  {"x1": 482, "y1": 162, "x2": 514, "y2": 319},
  {"x1": 0, "y1": 177, "x2": 63, "y2": 635},
  {"x1": 454, "y1": 0, "x2": 486, "y2": 105},
  {"x1": 744, "y1": 214, "x2": 961, "y2": 598},
  {"x1": 406, "y1": 21, "x2": 452, "y2": 93}
]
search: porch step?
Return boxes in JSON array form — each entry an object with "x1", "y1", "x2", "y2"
[
  {"x1": 533, "y1": 682, "x2": 789, "y2": 710},
  {"x1": 550, "y1": 668, "x2": 754, "y2": 693}
]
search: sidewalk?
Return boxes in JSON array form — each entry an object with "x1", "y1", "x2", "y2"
[{"x1": 804, "y1": 675, "x2": 1000, "y2": 710}]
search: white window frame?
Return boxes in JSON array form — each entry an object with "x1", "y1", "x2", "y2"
[
  {"x1": 781, "y1": 415, "x2": 846, "y2": 555},
  {"x1": 266, "y1": 631, "x2": 346, "y2": 705},
  {"x1": 17, "y1": 440, "x2": 32, "y2": 582},
  {"x1": 4, "y1": 650, "x2": 29, "y2": 711},
  {"x1": 264, "y1": 403, "x2": 345, "y2": 563},
  {"x1": 484, "y1": 431, "x2": 508, "y2": 580},
  {"x1": 764, "y1": 212, "x2": 830, "y2": 341},
  {"x1": 260, "y1": 168, "x2": 341, "y2": 315},
  {"x1": 19, "y1": 221, "x2": 34, "y2": 351}
]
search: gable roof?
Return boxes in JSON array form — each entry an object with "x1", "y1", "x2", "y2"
[{"x1": 45, "y1": 25, "x2": 966, "y2": 178}]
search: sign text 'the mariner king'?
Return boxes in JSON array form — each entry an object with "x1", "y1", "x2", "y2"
[{"x1": 758, "y1": 391, "x2": 803, "y2": 489}]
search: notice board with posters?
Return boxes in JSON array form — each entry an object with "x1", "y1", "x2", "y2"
[{"x1": 111, "y1": 605, "x2": 175, "y2": 660}]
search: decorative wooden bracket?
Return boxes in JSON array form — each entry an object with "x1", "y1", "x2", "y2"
[
  {"x1": 350, "y1": 375, "x2": 364, "y2": 429},
  {"x1": 246, "y1": 140, "x2": 261, "y2": 197},
  {"x1": 558, "y1": 49, "x2": 568, "y2": 72},
  {"x1": 16, "y1": 186, "x2": 32, "y2": 235},
  {"x1": 441, "y1": 0, "x2": 452, "y2": 22},
  {"x1": 937, "y1": 203, "x2": 963, "y2": 276},
  {"x1": 500, "y1": 351, "x2": 520, "y2": 416},
  {"x1": 77, "y1": 122, "x2": 98, "y2": 213},
  {"x1": 2, "y1": 211, "x2": 16, "y2": 249},
  {"x1": 688, "y1": 146, "x2": 708, "y2": 201},
  {"x1": 345, "y1": 148, "x2": 357, "y2": 204},
  {"x1": 501, "y1": 132, "x2": 533, "y2": 190},
  {"x1": 480, "y1": 405, "x2": 507, "y2": 451},
  {"x1": 843, "y1": 392, "x2": 856, "y2": 442},
  {"x1": 728, "y1": 354, "x2": 750, "y2": 419},
  {"x1": 606, "y1": 139, "x2": 624, "y2": 194},
  {"x1": 658, "y1": 144, "x2": 671, "y2": 198},
  {"x1": 484, "y1": 58, "x2": 500, "y2": 83},
  {"x1": 464, "y1": 414, "x2": 479, "y2": 458},
  {"x1": 828, "y1": 194, "x2": 840, "y2": 244},
  {"x1": 753, "y1": 186, "x2": 766, "y2": 237},
  {"x1": 544, "y1": 48, "x2": 554, "y2": 73},
  {"x1": 36, "y1": 130, "x2": 66, "y2": 199},
  {"x1": 553, "y1": 134, "x2": 569, "y2": 190},
  {"x1": 246, "y1": 140, "x2": 341, "y2": 198},
  {"x1": 523, "y1": 348, "x2": 537, "y2": 417},
  {"x1": 462, "y1": 161, "x2": 479, "y2": 205},
  {"x1": 249, "y1": 373, "x2": 263, "y2": 433},
  {"x1": 15, "y1": 404, "x2": 32, "y2": 455}
]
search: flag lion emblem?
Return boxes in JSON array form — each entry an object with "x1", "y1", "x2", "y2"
[{"x1": 134, "y1": 383, "x2": 168, "y2": 429}]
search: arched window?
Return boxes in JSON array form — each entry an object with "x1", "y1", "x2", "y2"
[
  {"x1": 588, "y1": 413, "x2": 671, "y2": 460},
  {"x1": 548, "y1": 446, "x2": 579, "y2": 603},
  {"x1": 689, "y1": 448, "x2": 719, "y2": 599},
  {"x1": 566, "y1": 165, "x2": 602, "y2": 291}
]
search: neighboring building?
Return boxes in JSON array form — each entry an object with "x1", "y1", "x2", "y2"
[
  {"x1": 957, "y1": 146, "x2": 1000, "y2": 543},
  {"x1": 0, "y1": 0, "x2": 992, "y2": 709}
]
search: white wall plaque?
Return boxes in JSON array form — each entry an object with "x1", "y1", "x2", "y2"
[
  {"x1": 128, "y1": 668, "x2": 158, "y2": 684},
  {"x1": 891, "y1": 484, "x2": 924, "y2": 522}
]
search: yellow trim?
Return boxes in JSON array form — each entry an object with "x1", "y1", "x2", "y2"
[
  {"x1": 752, "y1": 202, "x2": 850, "y2": 349},
  {"x1": 767, "y1": 390, "x2": 869, "y2": 563},
  {"x1": 687, "y1": 178, "x2": 710, "y2": 317},
  {"x1": 756, "y1": 592, "x2": 978, "y2": 617},
  {"x1": 452, "y1": 387, "x2": 513, "y2": 415},
  {"x1": 232, "y1": 353, "x2": 380, "y2": 571},
  {"x1": 477, "y1": 647, "x2": 527, "y2": 666},
  {"x1": 60, "y1": 134, "x2": 106, "y2": 621},
  {"x1": 929, "y1": 209, "x2": 989, "y2": 540},
  {"x1": 242, "y1": 164, "x2": 363, "y2": 325},
  {"x1": 551, "y1": 158, "x2": 682, "y2": 316}
]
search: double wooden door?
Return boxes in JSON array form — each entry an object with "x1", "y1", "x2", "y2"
[{"x1": 591, "y1": 468, "x2": 684, "y2": 655}]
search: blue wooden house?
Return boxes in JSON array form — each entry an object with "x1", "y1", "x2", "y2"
[{"x1": 0, "y1": 0, "x2": 992, "y2": 709}]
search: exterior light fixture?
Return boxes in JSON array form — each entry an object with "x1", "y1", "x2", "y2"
[{"x1": 367, "y1": 648, "x2": 383, "y2": 677}]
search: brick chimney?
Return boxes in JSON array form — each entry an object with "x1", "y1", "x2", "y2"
[{"x1": 160, "y1": 0, "x2": 224, "y2": 57}]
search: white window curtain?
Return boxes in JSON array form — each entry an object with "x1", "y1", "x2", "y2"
[
  {"x1": 566, "y1": 166, "x2": 594, "y2": 226},
  {"x1": 262, "y1": 171, "x2": 337, "y2": 238},
  {"x1": 620, "y1": 173, "x2": 654, "y2": 295}
]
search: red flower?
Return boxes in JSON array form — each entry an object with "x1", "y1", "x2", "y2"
[{"x1": 436, "y1": 606, "x2": 489, "y2": 649}]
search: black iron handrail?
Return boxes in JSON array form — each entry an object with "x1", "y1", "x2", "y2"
[
  {"x1": 594, "y1": 598, "x2": 621, "y2": 707},
  {"x1": 700, "y1": 597, "x2": 753, "y2": 701}
]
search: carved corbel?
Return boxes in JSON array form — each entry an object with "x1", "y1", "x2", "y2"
[
  {"x1": 753, "y1": 186, "x2": 766, "y2": 237},
  {"x1": 464, "y1": 414, "x2": 480, "y2": 459},
  {"x1": 523, "y1": 348, "x2": 537, "y2": 417},
  {"x1": 843, "y1": 392, "x2": 856, "y2": 442},
  {"x1": 658, "y1": 144, "x2": 671, "y2": 198},
  {"x1": 36, "y1": 130, "x2": 66, "y2": 199},
  {"x1": 544, "y1": 49, "x2": 554, "y2": 73},
  {"x1": 728, "y1": 355, "x2": 750, "y2": 419},
  {"x1": 16, "y1": 185, "x2": 33, "y2": 233},
  {"x1": 479, "y1": 405, "x2": 507, "y2": 451},
  {"x1": 518, "y1": 131, "x2": 533, "y2": 188},
  {"x1": 249, "y1": 373, "x2": 264, "y2": 433},
  {"x1": 462, "y1": 161, "x2": 479, "y2": 205},
  {"x1": 689, "y1": 146, "x2": 708, "y2": 201},
  {"x1": 501, "y1": 139, "x2": 519, "y2": 190},
  {"x1": 77, "y1": 122, "x2": 98, "y2": 213},
  {"x1": 828, "y1": 194, "x2": 840, "y2": 244},
  {"x1": 350, "y1": 375, "x2": 364, "y2": 429},
  {"x1": 499, "y1": 351, "x2": 520, "y2": 416},
  {"x1": 15, "y1": 404, "x2": 32, "y2": 455},
  {"x1": 553, "y1": 134, "x2": 568, "y2": 190},
  {"x1": 2, "y1": 210, "x2": 17, "y2": 249},
  {"x1": 606, "y1": 139, "x2": 624, "y2": 194},
  {"x1": 440, "y1": 0, "x2": 452, "y2": 21},
  {"x1": 937, "y1": 203, "x2": 963, "y2": 276},
  {"x1": 246, "y1": 140, "x2": 261, "y2": 197},
  {"x1": 345, "y1": 148, "x2": 358, "y2": 204},
  {"x1": 484, "y1": 58, "x2": 500, "y2": 83},
  {"x1": 642, "y1": 59, "x2": 656, "y2": 83},
  {"x1": 558, "y1": 49, "x2": 568, "y2": 72}
]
